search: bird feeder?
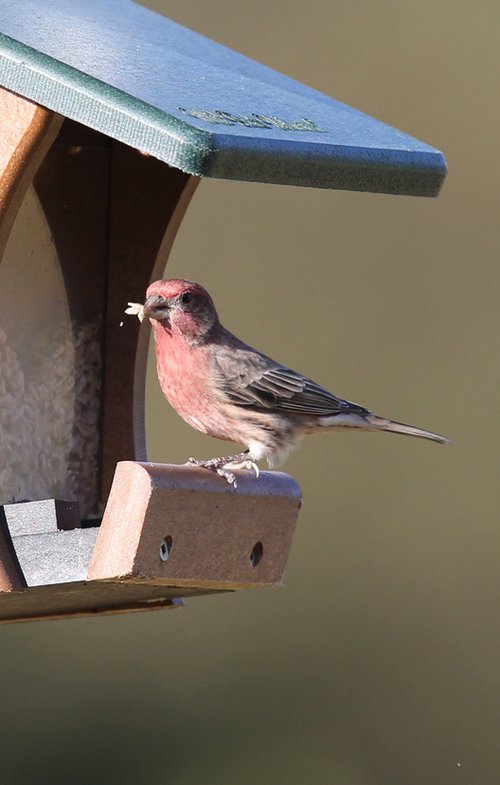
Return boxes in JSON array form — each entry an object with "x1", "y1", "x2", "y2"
[{"x1": 0, "y1": 0, "x2": 446, "y2": 623}]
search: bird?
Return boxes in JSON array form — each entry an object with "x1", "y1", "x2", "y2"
[{"x1": 126, "y1": 278, "x2": 451, "y2": 486}]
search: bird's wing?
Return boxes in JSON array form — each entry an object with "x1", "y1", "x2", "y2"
[{"x1": 214, "y1": 344, "x2": 369, "y2": 417}]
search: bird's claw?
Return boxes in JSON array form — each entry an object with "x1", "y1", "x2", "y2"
[
  {"x1": 241, "y1": 460, "x2": 259, "y2": 478},
  {"x1": 186, "y1": 454, "x2": 259, "y2": 487},
  {"x1": 216, "y1": 467, "x2": 238, "y2": 488}
]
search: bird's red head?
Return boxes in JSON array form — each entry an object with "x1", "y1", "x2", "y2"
[{"x1": 143, "y1": 279, "x2": 219, "y2": 342}]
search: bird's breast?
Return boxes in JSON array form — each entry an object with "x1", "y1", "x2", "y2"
[
  {"x1": 155, "y1": 339, "x2": 228, "y2": 439},
  {"x1": 153, "y1": 334, "x2": 303, "y2": 458}
]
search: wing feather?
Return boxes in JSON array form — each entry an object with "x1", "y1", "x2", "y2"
[{"x1": 213, "y1": 343, "x2": 368, "y2": 417}]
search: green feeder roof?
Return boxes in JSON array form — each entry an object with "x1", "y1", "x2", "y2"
[{"x1": 0, "y1": 0, "x2": 447, "y2": 195}]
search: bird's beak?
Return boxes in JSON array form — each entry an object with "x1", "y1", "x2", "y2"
[{"x1": 141, "y1": 294, "x2": 170, "y2": 323}]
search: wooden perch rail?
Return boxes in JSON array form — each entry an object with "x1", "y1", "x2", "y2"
[
  {"x1": 90, "y1": 462, "x2": 301, "y2": 589},
  {"x1": 0, "y1": 462, "x2": 302, "y2": 623}
]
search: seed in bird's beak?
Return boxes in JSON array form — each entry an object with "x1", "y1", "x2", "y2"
[{"x1": 125, "y1": 302, "x2": 146, "y2": 322}]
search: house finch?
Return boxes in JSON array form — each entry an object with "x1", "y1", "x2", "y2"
[{"x1": 126, "y1": 279, "x2": 450, "y2": 486}]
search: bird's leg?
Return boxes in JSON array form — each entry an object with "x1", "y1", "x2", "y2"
[{"x1": 187, "y1": 451, "x2": 260, "y2": 487}]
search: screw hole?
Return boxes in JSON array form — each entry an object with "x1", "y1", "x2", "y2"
[
  {"x1": 159, "y1": 535, "x2": 173, "y2": 562},
  {"x1": 249, "y1": 541, "x2": 263, "y2": 568}
]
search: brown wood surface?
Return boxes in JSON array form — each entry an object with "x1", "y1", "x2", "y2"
[
  {"x1": 0, "y1": 581, "x2": 191, "y2": 624},
  {"x1": 0, "y1": 87, "x2": 63, "y2": 258},
  {"x1": 89, "y1": 461, "x2": 302, "y2": 590},
  {"x1": 33, "y1": 120, "x2": 110, "y2": 325}
]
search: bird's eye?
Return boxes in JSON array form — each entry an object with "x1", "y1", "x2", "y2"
[{"x1": 180, "y1": 291, "x2": 192, "y2": 304}]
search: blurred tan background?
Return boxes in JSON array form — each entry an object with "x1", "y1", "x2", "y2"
[{"x1": 2, "y1": 1, "x2": 499, "y2": 784}]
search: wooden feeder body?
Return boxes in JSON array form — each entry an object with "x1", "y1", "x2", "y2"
[{"x1": 0, "y1": 110, "x2": 194, "y2": 516}]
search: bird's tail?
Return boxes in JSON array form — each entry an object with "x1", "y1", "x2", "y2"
[
  {"x1": 319, "y1": 412, "x2": 451, "y2": 444},
  {"x1": 363, "y1": 414, "x2": 452, "y2": 445}
]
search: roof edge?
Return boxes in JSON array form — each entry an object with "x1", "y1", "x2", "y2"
[{"x1": 0, "y1": 32, "x2": 214, "y2": 174}]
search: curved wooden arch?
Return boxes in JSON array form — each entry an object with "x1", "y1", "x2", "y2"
[{"x1": 0, "y1": 87, "x2": 63, "y2": 257}]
